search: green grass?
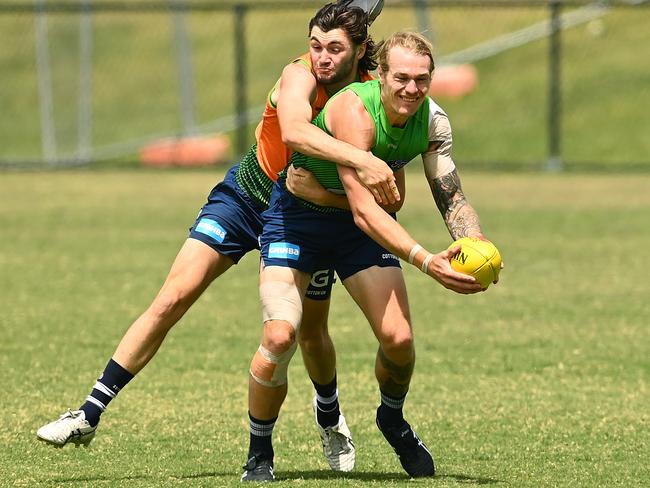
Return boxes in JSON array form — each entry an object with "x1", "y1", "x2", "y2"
[
  {"x1": 1, "y1": 4, "x2": 649, "y2": 166},
  {"x1": 1, "y1": 168, "x2": 648, "y2": 486}
]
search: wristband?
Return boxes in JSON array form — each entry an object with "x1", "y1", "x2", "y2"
[
  {"x1": 408, "y1": 244, "x2": 423, "y2": 264},
  {"x1": 420, "y1": 253, "x2": 434, "y2": 273}
]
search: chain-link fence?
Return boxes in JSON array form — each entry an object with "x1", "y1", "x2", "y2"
[{"x1": 1, "y1": 0, "x2": 648, "y2": 170}]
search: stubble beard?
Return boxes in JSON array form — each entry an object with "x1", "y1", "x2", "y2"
[{"x1": 316, "y1": 54, "x2": 357, "y2": 87}]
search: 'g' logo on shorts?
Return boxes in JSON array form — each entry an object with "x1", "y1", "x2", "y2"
[{"x1": 310, "y1": 269, "x2": 331, "y2": 288}]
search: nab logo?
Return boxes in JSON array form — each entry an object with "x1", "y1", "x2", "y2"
[{"x1": 269, "y1": 242, "x2": 300, "y2": 261}]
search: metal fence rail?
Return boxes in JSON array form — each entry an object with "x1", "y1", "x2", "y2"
[{"x1": 1, "y1": 0, "x2": 648, "y2": 170}]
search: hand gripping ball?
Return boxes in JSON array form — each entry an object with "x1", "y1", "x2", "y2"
[{"x1": 448, "y1": 237, "x2": 502, "y2": 289}]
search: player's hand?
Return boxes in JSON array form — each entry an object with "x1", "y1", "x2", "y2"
[
  {"x1": 423, "y1": 246, "x2": 484, "y2": 294},
  {"x1": 286, "y1": 165, "x2": 328, "y2": 205},
  {"x1": 355, "y1": 152, "x2": 399, "y2": 206}
]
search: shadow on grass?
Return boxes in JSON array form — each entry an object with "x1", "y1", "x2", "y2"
[
  {"x1": 437, "y1": 473, "x2": 503, "y2": 484},
  {"x1": 277, "y1": 470, "x2": 503, "y2": 484},
  {"x1": 48, "y1": 469, "x2": 503, "y2": 485},
  {"x1": 46, "y1": 470, "x2": 233, "y2": 484}
]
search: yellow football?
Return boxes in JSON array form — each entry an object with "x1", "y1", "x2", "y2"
[{"x1": 448, "y1": 237, "x2": 502, "y2": 288}]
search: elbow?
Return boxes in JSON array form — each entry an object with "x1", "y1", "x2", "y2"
[
  {"x1": 280, "y1": 128, "x2": 303, "y2": 150},
  {"x1": 280, "y1": 131, "x2": 294, "y2": 147}
]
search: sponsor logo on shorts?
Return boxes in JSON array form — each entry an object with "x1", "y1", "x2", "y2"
[
  {"x1": 382, "y1": 253, "x2": 399, "y2": 261},
  {"x1": 306, "y1": 289, "x2": 328, "y2": 297},
  {"x1": 268, "y1": 242, "x2": 300, "y2": 260},
  {"x1": 310, "y1": 269, "x2": 331, "y2": 288},
  {"x1": 195, "y1": 218, "x2": 227, "y2": 243}
]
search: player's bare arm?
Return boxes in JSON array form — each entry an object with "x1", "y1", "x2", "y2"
[
  {"x1": 422, "y1": 109, "x2": 482, "y2": 240},
  {"x1": 429, "y1": 168, "x2": 482, "y2": 240},
  {"x1": 276, "y1": 62, "x2": 398, "y2": 204},
  {"x1": 286, "y1": 165, "x2": 350, "y2": 209},
  {"x1": 329, "y1": 92, "x2": 481, "y2": 294},
  {"x1": 286, "y1": 164, "x2": 405, "y2": 212}
]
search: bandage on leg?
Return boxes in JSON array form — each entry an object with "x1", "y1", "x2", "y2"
[
  {"x1": 259, "y1": 280, "x2": 304, "y2": 330},
  {"x1": 250, "y1": 343, "x2": 298, "y2": 387}
]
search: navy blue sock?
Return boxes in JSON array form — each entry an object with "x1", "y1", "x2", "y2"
[
  {"x1": 312, "y1": 374, "x2": 340, "y2": 428},
  {"x1": 377, "y1": 390, "x2": 407, "y2": 427},
  {"x1": 79, "y1": 359, "x2": 134, "y2": 427},
  {"x1": 248, "y1": 412, "x2": 276, "y2": 460}
]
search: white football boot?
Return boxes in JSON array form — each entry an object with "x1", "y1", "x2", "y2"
[
  {"x1": 312, "y1": 397, "x2": 356, "y2": 472},
  {"x1": 37, "y1": 410, "x2": 96, "y2": 447}
]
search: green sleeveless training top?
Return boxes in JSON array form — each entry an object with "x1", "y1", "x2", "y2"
[{"x1": 290, "y1": 79, "x2": 430, "y2": 212}]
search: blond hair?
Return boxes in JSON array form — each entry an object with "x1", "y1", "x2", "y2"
[{"x1": 378, "y1": 31, "x2": 435, "y2": 74}]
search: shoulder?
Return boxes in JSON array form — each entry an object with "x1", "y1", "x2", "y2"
[
  {"x1": 281, "y1": 58, "x2": 316, "y2": 82},
  {"x1": 325, "y1": 89, "x2": 374, "y2": 135},
  {"x1": 329, "y1": 89, "x2": 367, "y2": 116},
  {"x1": 275, "y1": 57, "x2": 318, "y2": 104},
  {"x1": 427, "y1": 98, "x2": 452, "y2": 141}
]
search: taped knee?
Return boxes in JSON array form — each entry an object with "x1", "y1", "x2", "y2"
[
  {"x1": 250, "y1": 343, "x2": 298, "y2": 387},
  {"x1": 259, "y1": 281, "x2": 303, "y2": 330}
]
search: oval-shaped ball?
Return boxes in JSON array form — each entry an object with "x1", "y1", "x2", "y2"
[{"x1": 448, "y1": 237, "x2": 502, "y2": 288}]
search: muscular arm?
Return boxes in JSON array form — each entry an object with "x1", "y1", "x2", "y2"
[
  {"x1": 286, "y1": 164, "x2": 405, "y2": 212},
  {"x1": 276, "y1": 63, "x2": 397, "y2": 204},
  {"x1": 421, "y1": 108, "x2": 483, "y2": 240},
  {"x1": 428, "y1": 169, "x2": 482, "y2": 240},
  {"x1": 328, "y1": 92, "x2": 481, "y2": 294}
]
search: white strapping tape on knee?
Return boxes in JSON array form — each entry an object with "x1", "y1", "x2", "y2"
[
  {"x1": 250, "y1": 343, "x2": 298, "y2": 387},
  {"x1": 259, "y1": 280, "x2": 303, "y2": 330}
]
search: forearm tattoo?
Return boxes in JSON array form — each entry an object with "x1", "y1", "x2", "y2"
[
  {"x1": 430, "y1": 169, "x2": 482, "y2": 240},
  {"x1": 377, "y1": 347, "x2": 413, "y2": 397}
]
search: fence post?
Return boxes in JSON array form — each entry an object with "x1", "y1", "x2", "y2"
[
  {"x1": 234, "y1": 4, "x2": 248, "y2": 159},
  {"x1": 35, "y1": 0, "x2": 57, "y2": 164},
  {"x1": 547, "y1": 0, "x2": 563, "y2": 171},
  {"x1": 173, "y1": 1, "x2": 197, "y2": 137},
  {"x1": 414, "y1": 0, "x2": 434, "y2": 41},
  {"x1": 78, "y1": 0, "x2": 93, "y2": 163}
]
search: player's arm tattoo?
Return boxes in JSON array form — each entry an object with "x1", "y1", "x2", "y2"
[
  {"x1": 377, "y1": 348, "x2": 413, "y2": 397},
  {"x1": 429, "y1": 169, "x2": 482, "y2": 240}
]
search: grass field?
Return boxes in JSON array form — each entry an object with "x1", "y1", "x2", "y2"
[{"x1": 1, "y1": 168, "x2": 648, "y2": 486}]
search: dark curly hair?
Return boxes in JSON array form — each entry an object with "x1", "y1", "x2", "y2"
[{"x1": 308, "y1": 1, "x2": 378, "y2": 73}]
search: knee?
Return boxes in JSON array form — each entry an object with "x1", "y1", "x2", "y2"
[
  {"x1": 251, "y1": 321, "x2": 298, "y2": 388},
  {"x1": 298, "y1": 315, "x2": 329, "y2": 349},
  {"x1": 380, "y1": 324, "x2": 414, "y2": 356},
  {"x1": 298, "y1": 329, "x2": 331, "y2": 356},
  {"x1": 148, "y1": 287, "x2": 187, "y2": 324},
  {"x1": 263, "y1": 320, "x2": 297, "y2": 354}
]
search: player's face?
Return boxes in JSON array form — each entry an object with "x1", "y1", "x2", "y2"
[
  {"x1": 309, "y1": 27, "x2": 362, "y2": 86},
  {"x1": 379, "y1": 46, "x2": 432, "y2": 126}
]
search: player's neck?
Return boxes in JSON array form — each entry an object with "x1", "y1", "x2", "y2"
[
  {"x1": 385, "y1": 109, "x2": 409, "y2": 128},
  {"x1": 325, "y1": 69, "x2": 360, "y2": 96}
]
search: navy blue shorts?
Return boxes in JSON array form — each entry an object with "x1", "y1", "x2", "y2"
[
  {"x1": 260, "y1": 180, "x2": 401, "y2": 282},
  {"x1": 189, "y1": 165, "x2": 335, "y2": 300}
]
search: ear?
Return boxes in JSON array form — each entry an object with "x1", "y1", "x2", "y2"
[
  {"x1": 357, "y1": 42, "x2": 366, "y2": 61},
  {"x1": 377, "y1": 64, "x2": 385, "y2": 83}
]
